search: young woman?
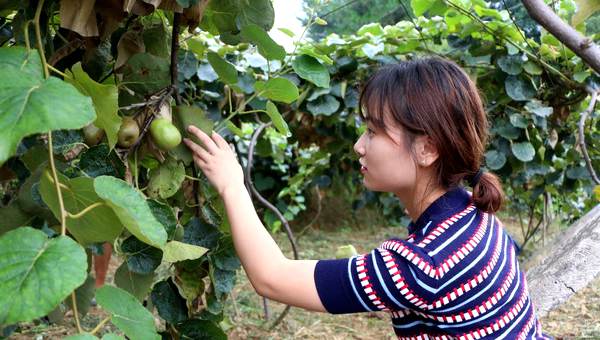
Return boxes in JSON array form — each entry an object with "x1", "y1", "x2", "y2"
[{"x1": 183, "y1": 57, "x2": 551, "y2": 339}]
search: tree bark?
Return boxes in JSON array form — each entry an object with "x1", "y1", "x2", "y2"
[
  {"x1": 526, "y1": 204, "x2": 600, "y2": 318},
  {"x1": 522, "y1": 0, "x2": 600, "y2": 74}
]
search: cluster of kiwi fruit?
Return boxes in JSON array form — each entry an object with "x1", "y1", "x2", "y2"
[{"x1": 85, "y1": 103, "x2": 182, "y2": 151}]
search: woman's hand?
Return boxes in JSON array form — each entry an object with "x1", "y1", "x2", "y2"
[{"x1": 183, "y1": 126, "x2": 244, "y2": 196}]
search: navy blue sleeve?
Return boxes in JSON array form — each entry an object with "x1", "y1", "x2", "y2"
[{"x1": 314, "y1": 258, "x2": 373, "y2": 314}]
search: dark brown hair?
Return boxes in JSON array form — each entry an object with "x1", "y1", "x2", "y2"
[{"x1": 359, "y1": 57, "x2": 504, "y2": 213}]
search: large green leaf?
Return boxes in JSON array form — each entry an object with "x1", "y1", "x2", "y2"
[
  {"x1": 497, "y1": 55, "x2": 523, "y2": 75},
  {"x1": 121, "y1": 53, "x2": 170, "y2": 96},
  {"x1": 411, "y1": 0, "x2": 436, "y2": 16},
  {"x1": 39, "y1": 170, "x2": 124, "y2": 245},
  {"x1": 505, "y1": 75, "x2": 536, "y2": 101},
  {"x1": 121, "y1": 235, "x2": 163, "y2": 274},
  {"x1": 66, "y1": 63, "x2": 121, "y2": 150},
  {"x1": 0, "y1": 47, "x2": 96, "y2": 165},
  {"x1": 265, "y1": 101, "x2": 290, "y2": 136},
  {"x1": 240, "y1": 24, "x2": 286, "y2": 60},
  {"x1": 307, "y1": 94, "x2": 340, "y2": 116},
  {"x1": 0, "y1": 201, "x2": 34, "y2": 235},
  {"x1": 94, "y1": 176, "x2": 167, "y2": 249},
  {"x1": 163, "y1": 241, "x2": 208, "y2": 262},
  {"x1": 148, "y1": 199, "x2": 178, "y2": 239},
  {"x1": 183, "y1": 217, "x2": 222, "y2": 249},
  {"x1": 96, "y1": 286, "x2": 160, "y2": 340},
  {"x1": 485, "y1": 150, "x2": 507, "y2": 170},
  {"x1": 0, "y1": 227, "x2": 87, "y2": 324},
  {"x1": 511, "y1": 142, "x2": 535, "y2": 162},
  {"x1": 254, "y1": 77, "x2": 299, "y2": 104},
  {"x1": 238, "y1": 0, "x2": 275, "y2": 30},
  {"x1": 178, "y1": 319, "x2": 227, "y2": 340},
  {"x1": 114, "y1": 262, "x2": 155, "y2": 302},
  {"x1": 151, "y1": 280, "x2": 188, "y2": 324},
  {"x1": 147, "y1": 158, "x2": 185, "y2": 200},
  {"x1": 292, "y1": 55, "x2": 330, "y2": 88},
  {"x1": 207, "y1": 52, "x2": 238, "y2": 85}
]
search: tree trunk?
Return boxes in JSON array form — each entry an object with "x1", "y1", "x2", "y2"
[{"x1": 526, "y1": 204, "x2": 600, "y2": 318}]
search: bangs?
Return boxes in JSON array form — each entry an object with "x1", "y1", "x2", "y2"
[
  {"x1": 358, "y1": 69, "x2": 391, "y2": 131},
  {"x1": 358, "y1": 63, "x2": 425, "y2": 136}
]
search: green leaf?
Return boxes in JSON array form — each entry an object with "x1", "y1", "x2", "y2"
[
  {"x1": 505, "y1": 75, "x2": 536, "y2": 101},
  {"x1": 511, "y1": 142, "x2": 535, "y2": 162},
  {"x1": 0, "y1": 227, "x2": 87, "y2": 324},
  {"x1": 240, "y1": 24, "x2": 286, "y2": 60},
  {"x1": 96, "y1": 286, "x2": 160, "y2": 340},
  {"x1": 0, "y1": 47, "x2": 96, "y2": 165},
  {"x1": 114, "y1": 262, "x2": 155, "y2": 302},
  {"x1": 39, "y1": 170, "x2": 124, "y2": 245},
  {"x1": 572, "y1": 0, "x2": 600, "y2": 26},
  {"x1": 147, "y1": 158, "x2": 185, "y2": 200},
  {"x1": 148, "y1": 200, "x2": 178, "y2": 240},
  {"x1": 207, "y1": 52, "x2": 238, "y2": 85},
  {"x1": 151, "y1": 280, "x2": 188, "y2": 324},
  {"x1": 102, "y1": 333, "x2": 125, "y2": 340},
  {"x1": 497, "y1": 55, "x2": 523, "y2": 75},
  {"x1": 254, "y1": 77, "x2": 299, "y2": 104},
  {"x1": 292, "y1": 55, "x2": 330, "y2": 88},
  {"x1": 0, "y1": 201, "x2": 34, "y2": 236},
  {"x1": 265, "y1": 101, "x2": 290, "y2": 136},
  {"x1": 177, "y1": 319, "x2": 227, "y2": 340},
  {"x1": 411, "y1": 0, "x2": 436, "y2": 16},
  {"x1": 307, "y1": 94, "x2": 340, "y2": 116},
  {"x1": 163, "y1": 240, "x2": 208, "y2": 262},
  {"x1": 522, "y1": 61, "x2": 543, "y2": 75},
  {"x1": 79, "y1": 144, "x2": 125, "y2": 178},
  {"x1": 183, "y1": 217, "x2": 222, "y2": 249},
  {"x1": 357, "y1": 23, "x2": 384, "y2": 36},
  {"x1": 210, "y1": 266, "x2": 236, "y2": 297},
  {"x1": 122, "y1": 236, "x2": 163, "y2": 274},
  {"x1": 64, "y1": 334, "x2": 99, "y2": 340},
  {"x1": 66, "y1": 63, "x2": 121, "y2": 150},
  {"x1": 94, "y1": 176, "x2": 167, "y2": 249},
  {"x1": 173, "y1": 105, "x2": 214, "y2": 146},
  {"x1": 525, "y1": 100, "x2": 553, "y2": 117},
  {"x1": 485, "y1": 150, "x2": 507, "y2": 170},
  {"x1": 121, "y1": 53, "x2": 170, "y2": 96},
  {"x1": 509, "y1": 113, "x2": 528, "y2": 129},
  {"x1": 237, "y1": 0, "x2": 275, "y2": 31}
]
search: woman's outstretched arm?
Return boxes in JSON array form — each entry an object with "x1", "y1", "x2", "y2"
[{"x1": 184, "y1": 125, "x2": 326, "y2": 312}]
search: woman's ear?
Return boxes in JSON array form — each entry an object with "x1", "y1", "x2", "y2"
[{"x1": 414, "y1": 135, "x2": 439, "y2": 167}]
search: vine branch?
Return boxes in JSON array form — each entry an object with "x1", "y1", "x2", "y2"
[
  {"x1": 522, "y1": 0, "x2": 600, "y2": 74},
  {"x1": 578, "y1": 89, "x2": 600, "y2": 185},
  {"x1": 244, "y1": 121, "x2": 299, "y2": 328}
]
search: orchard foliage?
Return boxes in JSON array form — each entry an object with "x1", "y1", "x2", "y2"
[{"x1": 0, "y1": 0, "x2": 598, "y2": 337}]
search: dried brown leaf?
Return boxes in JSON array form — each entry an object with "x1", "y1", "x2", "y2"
[{"x1": 60, "y1": 0, "x2": 99, "y2": 37}]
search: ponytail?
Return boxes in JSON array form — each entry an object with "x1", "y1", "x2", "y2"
[{"x1": 470, "y1": 171, "x2": 504, "y2": 213}]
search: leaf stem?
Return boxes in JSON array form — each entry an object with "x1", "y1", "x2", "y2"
[
  {"x1": 67, "y1": 202, "x2": 106, "y2": 219},
  {"x1": 90, "y1": 316, "x2": 111, "y2": 335},
  {"x1": 185, "y1": 174, "x2": 202, "y2": 181},
  {"x1": 71, "y1": 292, "x2": 82, "y2": 333},
  {"x1": 34, "y1": 0, "x2": 49, "y2": 78},
  {"x1": 48, "y1": 64, "x2": 71, "y2": 79}
]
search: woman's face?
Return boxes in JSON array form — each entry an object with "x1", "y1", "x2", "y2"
[{"x1": 353, "y1": 117, "x2": 418, "y2": 194}]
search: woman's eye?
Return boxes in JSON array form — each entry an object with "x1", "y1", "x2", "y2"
[{"x1": 367, "y1": 128, "x2": 375, "y2": 135}]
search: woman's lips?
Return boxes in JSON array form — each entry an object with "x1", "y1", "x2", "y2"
[{"x1": 360, "y1": 165, "x2": 368, "y2": 173}]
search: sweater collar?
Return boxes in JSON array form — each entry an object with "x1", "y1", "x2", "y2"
[{"x1": 407, "y1": 186, "x2": 472, "y2": 235}]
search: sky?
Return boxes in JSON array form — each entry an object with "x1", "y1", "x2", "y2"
[{"x1": 271, "y1": 0, "x2": 307, "y2": 51}]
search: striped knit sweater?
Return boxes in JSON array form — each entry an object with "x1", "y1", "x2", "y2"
[{"x1": 314, "y1": 187, "x2": 552, "y2": 339}]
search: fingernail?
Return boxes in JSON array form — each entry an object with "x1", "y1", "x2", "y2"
[{"x1": 187, "y1": 125, "x2": 194, "y2": 132}]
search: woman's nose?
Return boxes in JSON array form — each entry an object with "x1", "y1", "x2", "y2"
[{"x1": 353, "y1": 133, "x2": 365, "y2": 156}]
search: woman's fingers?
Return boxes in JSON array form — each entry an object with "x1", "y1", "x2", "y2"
[
  {"x1": 211, "y1": 131, "x2": 230, "y2": 149},
  {"x1": 187, "y1": 125, "x2": 218, "y2": 154},
  {"x1": 183, "y1": 138, "x2": 210, "y2": 161}
]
